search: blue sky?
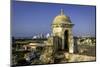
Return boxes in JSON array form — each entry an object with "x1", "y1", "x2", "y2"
[{"x1": 11, "y1": 1, "x2": 96, "y2": 37}]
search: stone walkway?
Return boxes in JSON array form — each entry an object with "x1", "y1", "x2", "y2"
[
  {"x1": 54, "y1": 51, "x2": 96, "y2": 63},
  {"x1": 64, "y1": 53, "x2": 96, "y2": 62}
]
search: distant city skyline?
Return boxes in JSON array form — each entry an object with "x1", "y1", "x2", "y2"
[{"x1": 12, "y1": 1, "x2": 96, "y2": 38}]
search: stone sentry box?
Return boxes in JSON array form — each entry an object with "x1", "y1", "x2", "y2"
[{"x1": 52, "y1": 9, "x2": 74, "y2": 53}]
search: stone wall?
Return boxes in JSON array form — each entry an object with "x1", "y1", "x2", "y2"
[{"x1": 39, "y1": 37, "x2": 55, "y2": 64}]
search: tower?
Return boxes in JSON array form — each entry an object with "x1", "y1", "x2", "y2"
[{"x1": 52, "y1": 9, "x2": 74, "y2": 53}]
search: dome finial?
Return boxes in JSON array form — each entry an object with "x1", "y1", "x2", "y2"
[{"x1": 60, "y1": 9, "x2": 64, "y2": 15}]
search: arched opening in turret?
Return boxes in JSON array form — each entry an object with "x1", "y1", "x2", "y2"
[{"x1": 64, "y1": 30, "x2": 69, "y2": 52}]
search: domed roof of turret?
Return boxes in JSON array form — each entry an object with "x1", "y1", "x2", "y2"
[{"x1": 53, "y1": 9, "x2": 71, "y2": 24}]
